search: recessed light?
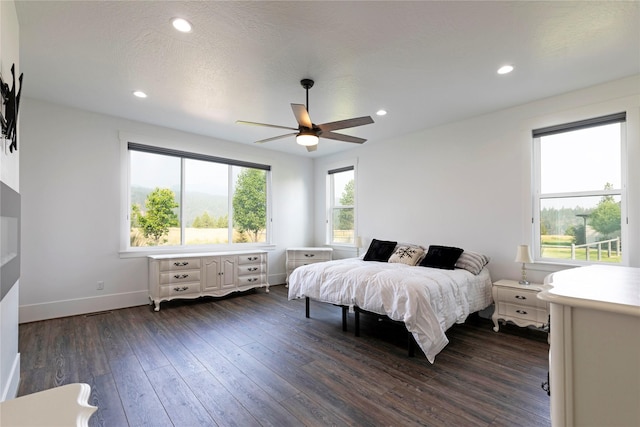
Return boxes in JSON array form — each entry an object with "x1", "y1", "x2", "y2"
[
  {"x1": 376, "y1": 109, "x2": 387, "y2": 116},
  {"x1": 133, "y1": 91, "x2": 147, "y2": 98},
  {"x1": 172, "y1": 18, "x2": 192, "y2": 33},
  {"x1": 497, "y1": 65, "x2": 514, "y2": 75}
]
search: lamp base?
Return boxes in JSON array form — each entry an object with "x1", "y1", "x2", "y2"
[{"x1": 518, "y1": 279, "x2": 530, "y2": 285}]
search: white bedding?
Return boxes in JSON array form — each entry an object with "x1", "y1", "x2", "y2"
[{"x1": 287, "y1": 257, "x2": 493, "y2": 363}]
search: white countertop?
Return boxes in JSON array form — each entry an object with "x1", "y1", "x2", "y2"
[{"x1": 538, "y1": 265, "x2": 640, "y2": 317}]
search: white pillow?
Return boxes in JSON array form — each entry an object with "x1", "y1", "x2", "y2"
[{"x1": 388, "y1": 245, "x2": 425, "y2": 266}]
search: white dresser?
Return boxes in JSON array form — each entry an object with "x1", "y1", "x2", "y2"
[
  {"x1": 286, "y1": 247, "x2": 332, "y2": 284},
  {"x1": 539, "y1": 265, "x2": 640, "y2": 427},
  {"x1": 148, "y1": 250, "x2": 268, "y2": 311}
]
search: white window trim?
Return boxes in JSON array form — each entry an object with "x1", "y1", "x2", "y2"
[
  {"x1": 531, "y1": 114, "x2": 628, "y2": 267},
  {"x1": 325, "y1": 158, "x2": 358, "y2": 248},
  {"x1": 118, "y1": 132, "x2": 274, "y2": 258}
]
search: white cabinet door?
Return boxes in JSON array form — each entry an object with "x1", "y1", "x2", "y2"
[{"x1": 203, "y1": 255, "x2": 237, "y2": 290}]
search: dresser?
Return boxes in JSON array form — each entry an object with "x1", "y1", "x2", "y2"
[
  {"x1": 286, "y1": 247, "x2": 332, "y2": 284},
  {"x1": 491, "y1": 279, "x2": 548, "y2": 332},
  {"x1": 539, "y1": 266, "x2": 640, "y2": 427},
  {"x1": 148, "y1": 250, "x2": 268, "y2": 311}
]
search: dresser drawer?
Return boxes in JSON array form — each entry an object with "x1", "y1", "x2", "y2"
[
  {"x1": 159, "y1": 282, "x2": 200, "y2": 297},
  {"x1": 237, "y1": 253, "x2": 265, "y2": 265},
  {"x1": 237, "y1": 263, "x2": 265, "y2": 276},
  {"x1": 496, "y1": 287, "x2": 545, "y2": 309},
  {"x1": 287, "y1": 249, "x2": 332, "y2": 261},
  {"x1": 237, "y1": 274, "x2": 266, "y2": 287},
  {"x1": 499, "y1": 302, "x2": 547, "y2": 324},
  {"x1": 159, "y1": 258, "x2": 201, "y2": 271},
  {"x1": 160, "y1": 270, "x2": 201, "y2": 285}
]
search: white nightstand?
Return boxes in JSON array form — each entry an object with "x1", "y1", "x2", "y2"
[
  {"x1": 286, "y1": 247, "x2": 333, "y2": 284},
  {"x1": 491, "y1": 279, "x2": 548, "y2": 332}
]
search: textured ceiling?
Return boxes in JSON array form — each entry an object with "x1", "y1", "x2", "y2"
[{"x1": 14, "y1": 1, "x2": 640, "y2": 157}]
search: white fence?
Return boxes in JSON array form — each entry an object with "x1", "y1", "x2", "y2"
[{"x1": 571, "y1": 237, "x2": 620, "y2": 261}]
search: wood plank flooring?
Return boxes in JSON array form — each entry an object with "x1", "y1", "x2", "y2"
[{"x1": 18, "y1": 285, "x2": 550, "y2": 426}]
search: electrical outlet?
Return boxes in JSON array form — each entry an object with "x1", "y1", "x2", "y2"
[{"x1": 97, "y1": 281, "x2": 104, "y2": 290}]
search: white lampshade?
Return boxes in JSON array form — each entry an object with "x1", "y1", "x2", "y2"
[
  {"x1": 296, "y1": 133, "x2": 319, "y2": 146},
  {"x1": 514, "y1": 244, "x2": 533, "y2": 264}
]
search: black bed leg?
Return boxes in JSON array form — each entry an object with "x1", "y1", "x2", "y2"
[
  {"x1": 408, "y1": 331, "x2": 416, "y2": 357},
  {"x1": 354, "y1": 307, "x2": 360, "y2": 337},
  {"x1": 305, "y1": 297, "x2": 310, "y2": 318},
  {"x1": 341, "y1": 306, "x2": 348, "y2": 331}
]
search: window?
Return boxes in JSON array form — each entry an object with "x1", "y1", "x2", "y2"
[
  {"x1": 127, "y1": 142, "x2": 270, "y2": 250},
  {"x1": 533, "y1": 113, "x2": 626, "y2": 264},
  {"x1": 328, "y1": 166, "x2": 355, "y2": 245}
]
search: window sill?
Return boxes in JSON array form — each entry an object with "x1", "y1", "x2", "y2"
[{"x1": 119, "y1": 243, "x2": 276, "y2": 259}]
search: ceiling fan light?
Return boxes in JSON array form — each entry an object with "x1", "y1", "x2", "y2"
[{"x1": 296, "y1": 133, "x2": 319, "y2": 146}]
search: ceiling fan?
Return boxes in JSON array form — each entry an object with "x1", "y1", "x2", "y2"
[{"x1": 236, "y1": 79, "x2": 374, "y2": 152}]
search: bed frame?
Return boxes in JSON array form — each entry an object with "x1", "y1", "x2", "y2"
[{"x1": 305, "y1": 297, "x2": 417, "y2": 356}]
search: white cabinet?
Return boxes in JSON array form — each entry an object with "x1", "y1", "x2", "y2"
[
  {"x1": 149, "y1": 250, "x2": 268, "y2": 311},
  {"x1": 286, "y1": 247, "x2": 332, "y2": 284},
  {"x1": 491, "y1": 279, "x2": 548, "y2": 332},
  {"x1": 539, "y1": 266, "x2": 640, "y2": 427}
]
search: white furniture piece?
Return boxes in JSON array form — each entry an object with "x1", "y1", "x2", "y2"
[
  {"x1": 0, "y1": 383, "x2": 97, "y2": 426},
  {"x1": 539, "y1": 265, "x2": 640, "y2": 427},
  {"x1": 148, "y1": 250, "x2": 268, "y2": 311},
  {"x1": 285, "y1": 247, "x2": 332, "y2": 284},
  {"x1": 491, "y1": 279, "x2": 548, "y2": 332}
]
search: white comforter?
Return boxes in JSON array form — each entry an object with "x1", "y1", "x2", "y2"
[{"x1": 288, "y1": 258, "x2": 493, "y2": 363}]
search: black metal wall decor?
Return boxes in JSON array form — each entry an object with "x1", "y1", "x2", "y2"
[{"x1": 0, "y1": 64, "x2": 23, "y2": 153}]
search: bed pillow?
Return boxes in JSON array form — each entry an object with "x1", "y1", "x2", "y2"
[
  {"x1": 363, "y1": 239, "x2": 398, "y2": 262},
  {"x1": 419, "y1": 245, "x2": 464, "y2": 270},
  {"x1": 455, "y1": 251, "x2": 490, "y2": 275},
  {"x1": 388, "y1": 245, "x2": 425, "y2": 266}
]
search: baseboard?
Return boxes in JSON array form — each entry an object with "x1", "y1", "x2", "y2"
[
  {"x1": 19, "y1": 291, "x2": 150, "y2": 323},
  {"x1": 1, "y1": 352, "x2": 20, "y2": 401}
]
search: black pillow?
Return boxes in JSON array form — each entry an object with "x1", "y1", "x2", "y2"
[
  {"x1": 363, "y1": 239, "x2": 398, "y2": 262},
  {"x1": 420, "y1": 245, "x2": 464, "y2": 270}
]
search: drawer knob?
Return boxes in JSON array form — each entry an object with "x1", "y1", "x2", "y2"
[
  {"x1": 304, "y1": 254, "x2": 315, "y2": 257},
  {"x1": 174, "y1": 274, "x2": 189, "y2": 279},
  {"x1": 173, "y1": 261, "x2": 189, "y2": 266},
  {"x1": 248, "y1": 267, "x2": 258, "y2": 271},
  {"x1": 515, "y1": 295, "x2": 527, "y2": 300},
  {"x1": 173, "y1": 286, "x2": 188, "y2": 292},
  {"x1": 516, "y1": 309, "x2": 528, "y2": 315}
]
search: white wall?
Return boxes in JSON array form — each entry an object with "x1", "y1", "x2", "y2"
[
  {"x1": 314, "y1": 75, "x2": 640, "y2": 285},
  {"x1": 0, "y1": 0, "x2": 21, "y2": 401},
  {"x1": 19, "y1": 98, "x2": 314, "y2": 322}
]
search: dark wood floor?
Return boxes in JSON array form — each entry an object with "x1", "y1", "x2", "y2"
[{"x1": 18, "y1": 285, "x2": 550, "y2": 427}]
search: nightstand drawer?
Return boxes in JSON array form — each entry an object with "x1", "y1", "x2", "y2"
[
  {"x1": 497, "y1": 287, "x2": 545, "y2": 309},
  {"x1": 499, "y1": 302, "x2": 547, "y2": 323}
]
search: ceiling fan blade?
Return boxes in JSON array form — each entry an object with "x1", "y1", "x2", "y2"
[
  {"x1": 318, "y1": 116, "x2": 374, "y2": 132},
  {"x1": 254, "y1": 132, "x2": 297, "y2": 144},
  {"x1": 236, "y1": 120, "x2": 298, "y2": 131},
  {"x1": 291, "y1": 104, "x2": 313, "y2": 128},
  {"x1": 321, "y1": 131, "x2": 367, "y2": 144},
  {"x1": 306, "y1": 144, "x2": 318, "y2": 152}
]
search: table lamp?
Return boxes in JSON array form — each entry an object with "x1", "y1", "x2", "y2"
[{"x1": 515, "y1": 244, "x2": 533, "y2": 285}]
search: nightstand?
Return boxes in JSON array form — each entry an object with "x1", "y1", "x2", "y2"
[
  {"x1": 285, "y1": 247, "x2": 333, "y2": 284},
  {"x1": 491, "y1": 279, "x2": 548, "y2": 332}
]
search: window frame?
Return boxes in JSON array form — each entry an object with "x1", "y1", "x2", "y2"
[
  {"x1": 532, "y1": 112, "x2": 627, "y2": 266},
  {"x1": 120, "y1": 137, "x2": 272, "y2": 255},
  {"x1": 326, "y1": 164, "x2": 357, "y2": 247}
]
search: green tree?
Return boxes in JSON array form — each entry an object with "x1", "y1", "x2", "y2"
[
  {"x1": 590, "y1": 183, "x2": 621, "y2": 238},
  {"x1": 232, "y1": 169, "x2": 266, "y2": 242},
  {"x1": 134, "y1": 188, "x2": 179, "y2": 245},
  {"x1": 337, "y1": 179, "x2": 354, "y2": 230},
  {"x1": 192, "y1": 211, "x2": 215, "y2": 228}
]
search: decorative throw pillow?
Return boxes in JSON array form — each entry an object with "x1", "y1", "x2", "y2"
[
  {"x1": 363, "y1": 239, "x2": 398, "y2": 262},
  {"x1": 455, "y1": 251, "x2": 490, "y2": 275},
  {"x1": 420, "y1": 245, "x2": 464, "y2": 270},
  {"x1": 388, "y1": 245, "x2": 425, "y2": 266}
]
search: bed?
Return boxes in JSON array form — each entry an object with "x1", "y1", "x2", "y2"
[{"x1": 287, "y1": 242, "x2": 493, "y2": 363}]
